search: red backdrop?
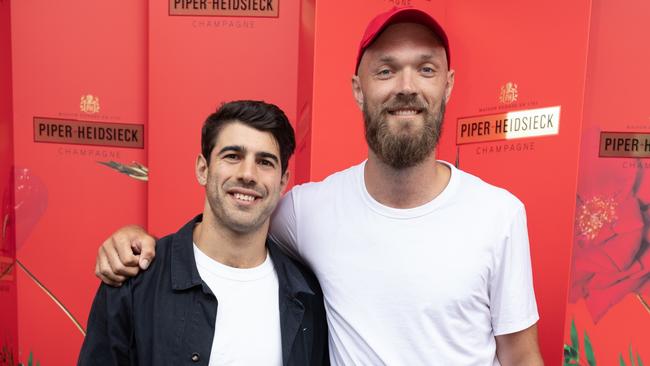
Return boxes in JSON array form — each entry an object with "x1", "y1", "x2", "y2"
[
  {"x1": 1, "y1": 0, "x2": 18, "y2": 364},
  {"x1": 5, "y1": 1, "x2": 649, "y2": 365},
  {"x1": 442, "y1": 1, "x2": 592, "y2": 362},
  {"x1": 562, "y1": 0, "x2": 650, "y2": 364},
  {"x1": 10, "y1": 1, "x2": 147, "y2": 364}
]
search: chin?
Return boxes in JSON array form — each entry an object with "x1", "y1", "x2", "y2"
[{"x1": 225, "y1": 215, "x2": 268, "y2": 234}]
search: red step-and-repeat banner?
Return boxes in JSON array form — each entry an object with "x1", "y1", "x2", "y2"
[
  {"x1": 1, "y1": 0, "x2": 18, "y2": 364},
  {"x1": 562, "y1": 1, "x2": 650, "y2": 364},
  {"x1": 9, "y1": 1, "x2": 147, "y2": 364},
  {"x1": 3, "y1": 0, "x2": 649, "y2": 364}
]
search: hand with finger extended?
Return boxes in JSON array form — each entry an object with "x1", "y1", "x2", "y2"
[{"x1": 94, "y1": 225, "x2": 157, "y2": 287}]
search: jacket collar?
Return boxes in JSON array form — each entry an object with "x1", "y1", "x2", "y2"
[
  {"x1": 170, "y1": 214, "x2": 316, "y2": 363},
  {"x1": 170, "y1": 214, "x2": 204, "y2": 291},
  {"x1": 268, "y1": 238, "x2": 316, "y2": 364},
  {"x1": 170, "y1": 214, "x2": 315, "y2": 298}
]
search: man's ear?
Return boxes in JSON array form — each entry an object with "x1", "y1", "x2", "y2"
[
  {"x1": 444, "y1": 69, "x2": 455, "y2": 103},
  {"x1": 280, "y1": 170, "x2": 290, "y2": 192},
  {"x1": 196, "y1": 154, "x2": 208, "y2": 186},
  {"x1": 351, "y1": 75, "x2": 364, "y2": 110}
]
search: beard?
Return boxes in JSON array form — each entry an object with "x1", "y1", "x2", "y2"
[{"x1": 363, "y1": 94, "x2": 446, "y2": 169}]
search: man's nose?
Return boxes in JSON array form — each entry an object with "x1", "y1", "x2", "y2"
[
  {"x1": 237, "y1": 158, "x2": 257, "y2": 183},
  {"x1": 397, "y1": 69, "x2": 418, "y2": 96}
]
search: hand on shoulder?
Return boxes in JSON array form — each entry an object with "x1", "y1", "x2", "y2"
[{"x1": 95, "y1": 225, "x2": 156, "y2": 287}]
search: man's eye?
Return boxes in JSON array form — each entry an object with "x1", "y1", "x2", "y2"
[
  {"x1": 258, "y1": 160, "x2": 275, "y2": 168},
  {"x1": 223, "y1": 154, "x2": 240, "y2": 161},
  {"x1": 376, "y1": 69, "x2": 392, "y2": 78},
  {"x1": 421, "y1": 66, "x2": 435, "y2": 74}
]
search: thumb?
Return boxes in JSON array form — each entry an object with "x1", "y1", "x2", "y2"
[{"x1": 137, "y1": 236, "x2": 156, "y2": 270}]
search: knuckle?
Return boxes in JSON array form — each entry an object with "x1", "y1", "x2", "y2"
[
  {"x1": 127, "y1": 252, "x2": 139, "y2": 262},
  {"x1": 111, "y1": 232, "x2": 125, "y2": 244},
  {"x1": 99, "y1": 267, "x2": 111, "y2": 277},
  {"x1": 113, "y1": 262, "x2": 126, "y2": 274}
]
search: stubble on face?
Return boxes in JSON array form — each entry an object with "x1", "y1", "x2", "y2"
[
  {"x1": 206, "y1": 176, "x2": 276, "y2": 234},
  {"x1": 363, "y1": 93, "x2": 446, "y2": 169}
]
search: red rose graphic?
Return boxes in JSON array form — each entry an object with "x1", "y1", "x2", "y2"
[{"x1": 569, "y1": 129, "x2": 650, "y2": 322}]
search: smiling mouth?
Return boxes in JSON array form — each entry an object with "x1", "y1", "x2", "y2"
[
  {"x1": 231, "y1": 192, "x2": 258, "y2": 202},
  {"x1": 387, "y1": 108, "x2": 423, "y2": 116}
]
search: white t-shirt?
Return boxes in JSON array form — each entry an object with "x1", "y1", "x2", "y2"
[
  {"x1": 193, "y1": 245, "x2": 283, "y2": 366},
  {"x1": 270, "y1": 161, "x2": 538, "y2": 366}
]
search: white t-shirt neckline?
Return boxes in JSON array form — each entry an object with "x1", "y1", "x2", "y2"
[
  {"x1": 193, "y1": 243, "x2": 283, "y2": 366},
  {"x1": 358, "y1": 160, "x2": 460, "y2": 219},
  {"x1": 193, "y1": 243, "x2": 274, "y2": 282}
]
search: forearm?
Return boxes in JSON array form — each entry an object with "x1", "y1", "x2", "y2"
[
  {"x1": 495, "y1": 324, "x2": 543, "y2": 366},
  {"x1": 497, "y1": 350, "x2": 544, "y2": 366}
]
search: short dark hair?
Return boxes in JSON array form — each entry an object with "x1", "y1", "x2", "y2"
[{"x1": 201, "y1": 100, "x2": 296, "y2": 174}]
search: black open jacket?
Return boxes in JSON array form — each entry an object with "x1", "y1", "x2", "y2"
[{"x1": 78, "y1": 215, "x2": 329, "y2": 366}]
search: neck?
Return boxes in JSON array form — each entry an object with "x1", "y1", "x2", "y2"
[
  {"x1": 364, "y1": 150, "x2": 451, "y2": 209},
  {"x1": 193, "y1": 204, "x2": 269, "y2": 268}
]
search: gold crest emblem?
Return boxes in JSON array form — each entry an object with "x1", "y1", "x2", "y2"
[
  {"x1": 80, "y1": 94, "x2": 100, "y2": 114},
  {"x1": 498, "y1": 82, "x2": 518, "y2": 105}
]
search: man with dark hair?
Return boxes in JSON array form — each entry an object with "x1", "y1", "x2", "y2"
[
  {"x1": 94, "y1": 7, "x2": 543, "y2": 365},
  {"x1": 78, "y1": 100, "x2": 329, "y2": 366},
  {"x1": 200, "y1": 101, "x2": 296, "y2": 176}
]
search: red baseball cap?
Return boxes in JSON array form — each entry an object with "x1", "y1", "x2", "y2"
[{"x1": 355, "y1": 6, "x2": 450, "y2": 74}]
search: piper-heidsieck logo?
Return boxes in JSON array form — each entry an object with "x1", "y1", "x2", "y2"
[
  {"x1": 34, "y1": 117, "x2": 144, "y2": 149},
  {"x1": 600, "y1": 132, "x2": 650, "y2": 158},
  {"x1": 34, "y1": 95, "x2": 144, "y2": 149},
  {"x1": 170, "y1": 0, "x2": 279, "y2": 17},
  {"x1": 498, "y1": 82, "x2": 518, "y2": 105},
  {"x1": 457, "y1": 81, "x2": 559, "y2": 146},
  {"x1": 456, "y1": 106, "x2": 561, "y2": 145},
  {"x1": 80, "y1": 94, "x2": 100, "y2": 114}
]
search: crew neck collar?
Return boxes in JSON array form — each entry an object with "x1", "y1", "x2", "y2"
[{"x1": 358, "y1": 160, "x2": 459, "y2": 219}]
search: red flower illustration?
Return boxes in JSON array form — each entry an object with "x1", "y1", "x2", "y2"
[{"x1": 569, "y1": 130, "x2": 650, "y2": 322}]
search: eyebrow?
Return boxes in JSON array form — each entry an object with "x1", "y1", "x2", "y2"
[
  {"x1": 377, "y1": 54, "x2": 435, "y2": 64},
  {"x1": 378, "y1": 55, "x2": 396, "y2": 64},
  {"x1": 218, "y1": 145, "x2": 279, "y2": 164}
]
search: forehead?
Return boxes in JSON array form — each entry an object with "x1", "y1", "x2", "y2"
[
  {"x1": 213, "y1": 121, "x2": 280, "y2": 155},
  {"x1": 360, "y1": 22, "x2": 447, "y2": 66}
]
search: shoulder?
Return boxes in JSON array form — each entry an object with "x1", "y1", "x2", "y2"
[
  {"x1": 289, "y1": 161, "x2": 363, "y2": 199},
  {"x1": 130, "y1": 217, "x2": 195, "y2": 286},
  {"x1": 452, "y1": 165, "x2": 524, "y2": 215}
]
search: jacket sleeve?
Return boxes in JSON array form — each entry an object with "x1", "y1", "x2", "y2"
[
  {"x1": 309, "y1": 275, "x2": 330, "y2": 366},
  {"x1": 77, "y1": 282, "x2": 134, "y2": 366}
]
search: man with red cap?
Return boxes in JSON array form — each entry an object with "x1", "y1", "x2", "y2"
[{"x1": 95, "y1": 7, "x2": 543, "y2": 365}]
